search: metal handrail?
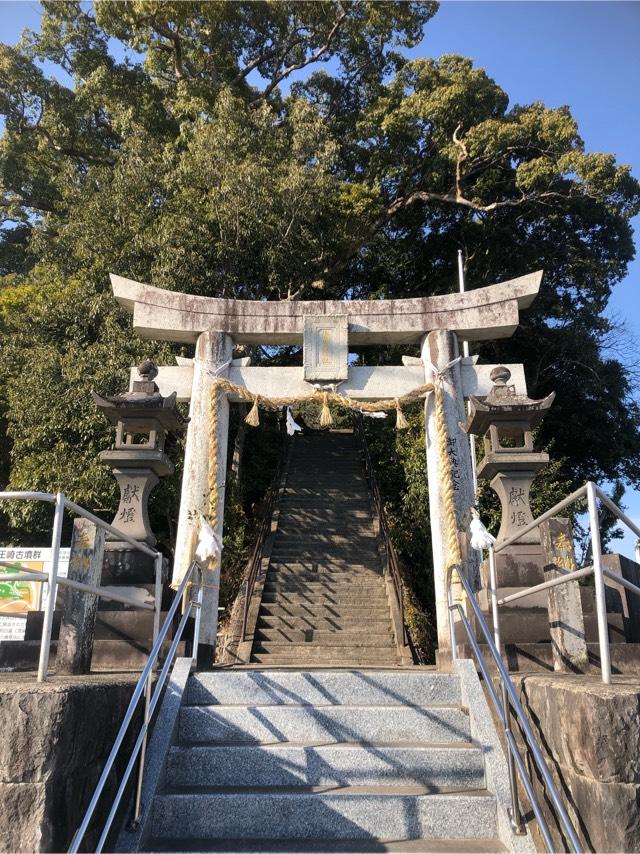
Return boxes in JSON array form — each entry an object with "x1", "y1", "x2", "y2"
[
  {"x1": 487, "y1": 480, "x2": 640, "y2": 685},
  {"x1": 0, "y1": 490, "x2": 164, "y2": 681},
  {"x1": 69, "y1": 559, "x2": 203, "y2": 853},
  {"x1": 241, "y1": 434, "x2": 290, "y2": 640},
  {"x1": 353, "y1": 416, "x2": 407, "y2": 647},
  {"x1": 448, "y1": 565, "x2": 583, "y2": 853}
]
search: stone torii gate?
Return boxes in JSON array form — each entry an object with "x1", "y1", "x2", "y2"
[{"x1": 111, "y1": 270, "x2": 542, "y2": 663}]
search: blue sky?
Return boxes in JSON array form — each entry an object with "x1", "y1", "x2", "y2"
[{"x1": 2, "y1": 1, "x2": 640, "y2": 554}]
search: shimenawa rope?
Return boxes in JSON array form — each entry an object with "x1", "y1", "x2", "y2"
[{"x1": 205, "y1": 373, "x2": 465, "y2": 589}]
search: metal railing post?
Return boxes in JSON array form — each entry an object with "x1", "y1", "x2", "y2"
[
  {"x1": 37, "y1": 491, "x2": 65, "y2": 682},
  {"x1": 447, "y1": 580, "x2": 459, "y2": 662},
  {"x1": 586, "y1": 481, "x2": 612, "y2": 684},
  {"x1": 152, "y1": 552, "x2": 163, "y2": 646},
  {"x1": 192, "y1": 567, "x2": 203, "y2": 663},
  {"x1": 487, "y1": 544, "x2": 524, "y2": 832},
  {"x1": 488, "y1": 545, "x2": 502, "y2": 653},
  {"x1": 131, "y1": 550, "x2": 163, "y2": 826}
]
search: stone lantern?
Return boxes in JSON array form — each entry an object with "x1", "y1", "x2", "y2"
[
  {"x1": 465, "y1": 365, "x2": 555, "y2": 546},
  {"x1": 93, "y1": 360, "x2": 188, "y2": 545}
]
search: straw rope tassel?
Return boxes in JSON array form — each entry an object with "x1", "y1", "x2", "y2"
[
  {"x1": 395, "y1": 399, "x2": 409, "y2": 430},
  {"x1": 245, "y1": 396, "x2": 260, "y2": 427},
  {"x1": 319, "y1": 392, "x2": 333, "y2": 427}
]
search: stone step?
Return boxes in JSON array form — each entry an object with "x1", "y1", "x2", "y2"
[
  {"x1": 166, "y1": 743, "x2": 485, "y2": 789},
  {"x1": 280, "y1": 494, "x2": 371, "y2": 502},
  {"x1": 266, "y1": 569, "x2": 383, "y2": 580},
  {"x1": 252, "y1": 641, "x2": 396, "y2": 657},
  {"x1": 256, "y1": 616, "x2": 392, "y2": 633},
  {"x1": 186, "y1": 671, "x2": 460, "y2": 707},
  {"x1": 278, "y1": 507, "x2": 372, "y2": 530},
  {"x1": 150, "y1": 790, "x2": 497, "y2": 843},
  {"x1": 143, "y1": 836, "x2": 508, "y2": 852},
  {"x1": 262, "y1": 579, "x2": 387, "y2": 591},
  {"x1": 250, "y1": 655, "x2": 400, "y2": 667},
  {"x1": 267, "y1": 567, "x2": 384, "y2": 579},
  {"x1": 255, "y1": 629, "x2": 393, "y2": 646},
  {"x1": 276, "y1": 524, "x2": 374, "y2": 534},
  {"x1": 271, "y1": 548, "x2": 379, "y2": 557},
  {"x1": 268, "y1": 560, "x2": 381, "y2": 570},
  {"x1": 179, "y1": 704, "x2": 470, "y2": 745},
  {"x1": 264, "y1": 579, "x2": 385, "y2": 591},
  {"x1": 258, "y1": 604, "x2": 391, "y2": 621},
  {"x1": 259, "y1": 594, "x2": 389, "y2": 610},
  {"x1": 269, "y1": 551, "x2": 381, "y2": 562},
  {"x1": 273, "y1": 531, "x2": 377, "y2": 542},
  {"x1": 260, "y1": 595, "x2": 388, "y2": 609}
]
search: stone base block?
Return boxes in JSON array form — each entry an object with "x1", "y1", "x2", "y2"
[
  {"x1": 0, "y1": 676, "x2": 141, "y2": 852},
  {"x1": 512, "y1": 674, "x2": 640, "y2": 853},
  {"x1": 101, "y1": 543, "x2": 167, "y2": 586}
]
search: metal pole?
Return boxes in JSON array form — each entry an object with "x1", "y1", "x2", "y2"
[
  {"x1": 636, "y1": 540, "x2": 640, "y2": 565},
  {"x1": 447, "y1": 580, "x2": 459, "y2": 663},
  {"x1": 132, "y1": 550, "x2": 163, "y2": 824},
  {"x1": 152, "y1": 552, "x2": 163, "y2": 647},
  {"x1": 192, "y1": 567, "x2": 203, "y2": 664},
  {"x1": 488, "y1": 545, "x2": 501, "y2": 653},
  {"x1": 37, "y1": 492, "x2": 65, "y2": 682},
  {"x1": 458, "y1": 250, "x2": 478, "y2": 494},
  {"x1": 488, "y1": 545, "x2": 523, "y2": 832},
  {"x1": 586, "y1": 481, "x2": 611, "y2": 684}
]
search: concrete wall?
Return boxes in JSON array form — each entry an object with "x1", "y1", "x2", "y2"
[
  {"x1": 0, "y1": 675, "x2": 140, "y2": 852},
  {"x1": 511, "y1": 674, "x2": 640, "y2": 853}
]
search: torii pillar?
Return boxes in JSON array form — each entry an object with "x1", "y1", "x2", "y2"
[
  {"x1": 173, "y1": 331, "x2": 232, "y2": 665},
  {"x1": 423, "y1": 330, "x2": 480, "y2": 666}
]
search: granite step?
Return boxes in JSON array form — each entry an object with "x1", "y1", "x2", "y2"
[
  {"x1": 186, "y1": 671, "x2": 461, "y2": 707},
  {"x1": 166, "y1": 743, "x2": 485, "y2": 789},
  {"x1": 179, "y1": 704, "x2": 470, "y2": 745},
  {"x1": 249, "y1": 655, "x2": 400, "y2": 667},
  {"x1": 149, "y1": 790, "x2": 497, "y2": 843},
  {"x1": 250, "y1": 648, "x2": 400, "y2": 666},
  {"x1": 143, "y1": 837, "x2": 507, "y2": 852}
]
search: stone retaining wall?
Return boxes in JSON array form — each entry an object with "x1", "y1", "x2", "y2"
[
  {"x1": 511, "y1": 674, "x2": 640, "y2": 853},
  {"x1": 0, "y1": 675, "x2": 140, "y2": 852}
]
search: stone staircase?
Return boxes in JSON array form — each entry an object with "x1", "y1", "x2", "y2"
[
  {"x1": 138, "y1": 668, "x2": 510, "y2": 852},
  {"x1": 249, "y1": 431, "x2": 401, "y2": 667}
]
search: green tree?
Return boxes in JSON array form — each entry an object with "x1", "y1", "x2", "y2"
[{"x1": 1, "y1": 2, "x2": 639, "y2": 657}]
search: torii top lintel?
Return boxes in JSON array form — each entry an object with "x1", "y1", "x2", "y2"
[{"x1": 110, "y1": 270, "x2": 542, "y2": 346}]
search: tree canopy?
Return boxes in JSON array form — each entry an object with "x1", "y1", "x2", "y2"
[{"x1": 1, "y1": 2, "x2": 639, "y2": 610}]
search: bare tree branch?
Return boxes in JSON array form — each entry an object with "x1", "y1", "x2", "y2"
[{"x1": 250, "y1": 10, "x2": 347, "y2": 106}]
